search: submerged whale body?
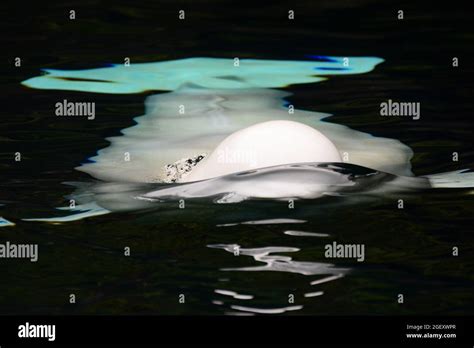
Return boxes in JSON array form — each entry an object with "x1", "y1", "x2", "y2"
[
  {"x1": 18, "y1": 56, "x2": 474, "y2": 222},
  {"x1": 74, "y1": 86, "x2": 415, "y2": 184},
  {"x1": 143, "y1": 162, "x2": 430, "y2": 203},
  {"x1": 21, "y1": 56, "x2": 384, "y2": 93}
]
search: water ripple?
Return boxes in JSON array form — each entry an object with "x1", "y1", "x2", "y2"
[
  {"x1": 230, "y1": 305, "x2": 303, "y2": 314},
  {"x1": 208, "y1": 244, "x2": 349, "y2": 276}
]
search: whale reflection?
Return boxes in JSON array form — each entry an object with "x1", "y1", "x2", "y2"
[{"x1": 207, "y1": 242, "x2": 349, "y2": 315}]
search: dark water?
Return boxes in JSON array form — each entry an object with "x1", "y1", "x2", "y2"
[{"x1": 1, "y1": 0, "x2": 473, "y2": 315}]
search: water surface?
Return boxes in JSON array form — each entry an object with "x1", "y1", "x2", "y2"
[{"x1": 1, "y1": 0, "x2": 473, "y2": 315}]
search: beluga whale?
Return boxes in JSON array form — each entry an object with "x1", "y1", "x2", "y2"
[{"x1": 16, "y1": 56, "x2": 474, "y2": 221}]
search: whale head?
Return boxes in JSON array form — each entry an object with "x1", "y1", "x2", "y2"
[{"x1": 182, "y1": 120, "x2": 342, "y2": 182}]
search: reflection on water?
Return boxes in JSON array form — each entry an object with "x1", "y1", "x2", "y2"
[
  {"x1": 207, "y1": 238, "x2": 349, "y2": 314},
  {"x1": 0, "y1": 216, "x2": 15, "y2": 227},
  {"x1": 214, "y1": 289, "x2": 253, "y2": 300},
  {"x1": 207, "y1": 244, "x2": 349, "y2": 276},
  {"x1": 304, "y1": 291, "x2": 325, "y2": 298},
  {"x1": 218, "y1": 218, "x2": 307, "y2": 227},
  {"x1": 229, "y1": 305, "x2": 303, "y2": 315},
  {"x1": 284, "y1": 230, "x2": 330, "y2": 237}
]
